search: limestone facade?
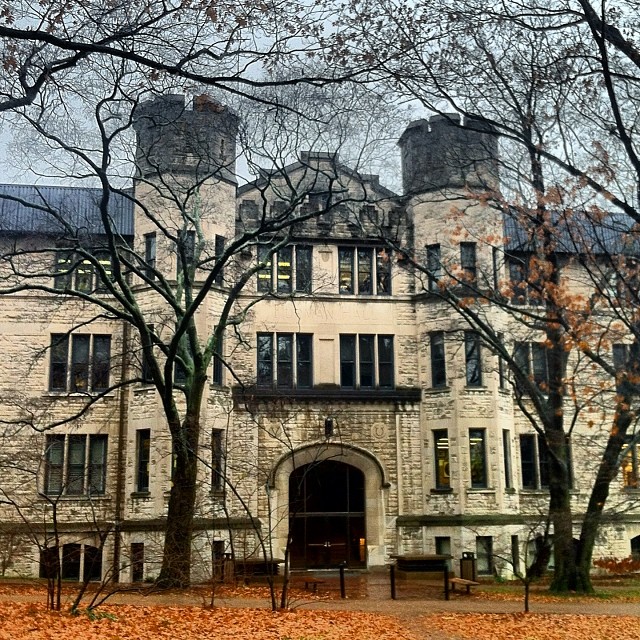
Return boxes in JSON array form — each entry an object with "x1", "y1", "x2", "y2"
[{"x1": 0, "y1": 96, "x2": 638, "y2": 583}]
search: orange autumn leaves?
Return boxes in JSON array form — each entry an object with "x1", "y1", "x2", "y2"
[
  {"x1": 424, "y1": 613, "x2": 640, "y2": 640},
  {"x1": 0, "y1": 603, "x2": 416, "y2": 640}
]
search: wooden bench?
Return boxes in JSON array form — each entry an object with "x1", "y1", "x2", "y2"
[
  {"x1": 304, "y1": 578, "x2": 325, "y2": 593},
  {"x1": 449, "y1": 577, "x2": 480, "y2": 594}
]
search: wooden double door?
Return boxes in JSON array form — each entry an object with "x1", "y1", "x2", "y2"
[{"x1": 289, "y1": 461, "x2": 366, "y2": 569}]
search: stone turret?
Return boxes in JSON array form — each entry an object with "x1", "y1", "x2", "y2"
[
  {"x1": 398, "y1": 114, "x2": 499, "y2": 195},
  {"x1": 132, "y1": 94, "x2": 238, "y2": 183}
]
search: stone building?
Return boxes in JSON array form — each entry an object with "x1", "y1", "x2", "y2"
[{"x1": 0, "y1": 94, "x2": 638, "y2": 583}]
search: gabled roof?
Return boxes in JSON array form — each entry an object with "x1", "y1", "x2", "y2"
[
  {"x1": 0, "y1": 184, "x2": 134, "y2": 237},
  {"x1": 238, "y1": 152, "x2": 397, "y2": 200}
]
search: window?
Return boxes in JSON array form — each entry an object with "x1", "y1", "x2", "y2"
[
  {"x1": 503, "y1": 430, "x2": 513, "y2": 489},
  {"x1": 426, "y1": 244, "x2": 441, "y2": 292},
  {"x1": 256, "y1": 333, "x2": 312, "y2": 389},
  {"x1": 464, "y1": 331, "x2": 482, "y2": 386},
  {"x1": 433, "y1": 430, "x2": 450, "y2": 489},
  {"x1": 621, "y1": 438, "x2": 639, "y2": 489},
  {"x1": 135, "y1": 429, "x2": 151, "y2": 493},
  {"x1": 212, "y1": 331, "x2": 224, "y2": 386},
  {"x1": 435, "y1": 536, "x2": 452, "y2": 569},
  {"x1": 507, "y1": 254, "x2": 541, "y2": 305},
  {"x1": 339, "y1": 247, "x2": 391, "y2": 295},
  {"x1": 257, "y1": 245, "x2": 312, "y2": 294},
  {"x1": 212, "y1": 429, "x2": 224, "y2": 491},
  {"x1": 519, "y1": 434, "x2": 550, "y2": 490},
  {"x1": 613, "y1": 343, "x2": 640, "y2": 393},
  {"x1": 144, "y1": 233, "x2": 156, "y2": 280},
  {"x1": 476, "y1": 536, "x2": 493, "y2": 575},
  {"x1": 54, "y1": 251, "x2": 113, "y2": 292},
  {"x1": 214, "y1": 235, "x2": 225, "y2": 285},
  {"x1": 514, "y1": 341, "x2": 548, "y2": 391},
  {"x1": 497, "y1": 333, "x2": 507, "y2": 389},
  {"x1": 469, "y1": 429, "x2": 487, "y2": 488},
  {"x1": 460, "y1": 242, "x2": 477, "y2": 283},
  {"x1": 49, "y1": 334, "x2": 111, "y2": 393},
  {"x1": 430, "y1": 332, "x2": 446, "y2": 388},
  {"x1": 44, "y1": 434, "x2": 107, "y2": 496},
  {"x1": 339, "y1": 334, "x2": 394, "y2": 389},
  {"x1": 177, "y1": 230, "x2": 196, "y2": 275},
  {"x1": 131, "y1": 543, "x2": 144, "y2": 582}
]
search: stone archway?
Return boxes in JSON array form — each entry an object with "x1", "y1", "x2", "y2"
[{"x1": 269, "y1": 443, "x2": 389, "y2": 569}]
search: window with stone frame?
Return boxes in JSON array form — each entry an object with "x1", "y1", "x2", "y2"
[
  {"x1": 476, "y1": 536, "x2": 493, "y2": 575},
  {"x1": 339, "y1": 334, "x2": 394, "y2": 389},
  {"x1": 49, "y1": 334, "x2": 111, "y2": 393},
  {"x1": 430, "y1": 332, "x2": 446, "y2": 388},
  {"x1": 135, "y1": 429, "x2": 151, "y2": 493},
  {"x1": 621, "y1": 437, "x2": 639, "y2": 489},
  {"x1": 433, "y1": 430, "x2": 451, "y2": 489},
  {"x1": 257, "y1": 244, "x2": 312, "y2": 294},
  {"x1": 144, "y1": 233, "x2": 156, "y2": 280},
  {"x1": 519, "y1": 433, "x2": 573, "y2": 490},
  {"x1": 426, "y1": 243, "x2": 441, "y2": 292},
  {"x1": 469, "y1": 429, "x2": 487, "y2": 488},
  {"x1": 464, "y1": 331, "x2": 482, "y2": 386},
  {"x1": 338, "y1": 247, "x2": 391, "y2": 295},
  {"x1": 513, "y1": 341, "x2": 549, "y2": 392},
  {"x1": 43, "y1": 434, "x2": 107, "y2": 496},
  {"x1": 53, "y1": 250, "x2": 113, "y2": 292},
  {"x1": 460, "y1": 242, "x2": 477, "y2": 284},
  {"x1": 256, "y1": 333, "x2": 313, "y2": 389}
]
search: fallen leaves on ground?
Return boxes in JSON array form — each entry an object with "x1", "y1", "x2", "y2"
[
  {"x1": 423, "y1": 613, "x2": 640, "y2": 640},
  {"x1": 0, "y1": 602, "x2": 417, "y2": 640}
]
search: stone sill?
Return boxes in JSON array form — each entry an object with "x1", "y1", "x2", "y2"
[
  {"x1": 130, "y1": 491, "x2": 151, "y2": 499},
  {"x1": 424, "y1": 387, "x2": 450, "y2": 394},
  {"x1": 38, "y1": 493, "x2": 111, "y2": 502},
  {"x1": 44, "y1": 392, "x2": 115, "y2": 399},
  {"x1": 466, "y1": 488, "x2": 495, "y2": 494}
]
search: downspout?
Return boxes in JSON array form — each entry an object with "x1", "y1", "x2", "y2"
[{"x1": 112, "y1": 321, "x2": 130, "y2": 582}]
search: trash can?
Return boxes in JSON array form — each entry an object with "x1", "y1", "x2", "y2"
[{"x1": 460, "y1": 552, "x2": 477, "y2": 581}]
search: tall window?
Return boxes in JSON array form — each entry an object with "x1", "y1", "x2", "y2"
[
  {"x1": 212, "y1": 429, "x2": 224, "y2": 492},
  {"x1": 503, "y1": 430, "x2": 513, "y2": 489},
  {"x1": 514, "y1": 341, "x2": 549, "y2": 391},
  {"x1": 464, "y1": 331, "x2": 482, "y2": 386},
  {"x1": 136, "y1": 429, "x2": 151, "y2": 493},
  {"x1": 426, "y1": 244, "x2": 441, "y2": 292},
  {"x1": 469, "y1": 429, "x2": 487, "y2": 488},
  {"x1": 497, "y1": 332, "x2": 507, "y2": 389},
  {"x1": 212, "y1": 331, "x2": 224, "y2": 385},
  {"x1": 507, "y1": 254, "x2": 540, "y2": 304},
  {"x1": 430, "y1": 332, "x2": 446, "y2": 388},
  {"x1": 460, "y1": 242, "x2": 477, "y2": 283},
  {"x1": 49, "y1": 334, "x2": 111, "y2": 393},
  {"x1": 256, "y1": 333, "x2": 312, "y2": 389},
  {"x1": 339, "y1": 247, "x2": 391, "y2": 295},
  {"x1": 339, "y1": 334, "x2": 394, "y2": 389},
  {"x1": 476, "y1": 536, "x2": 493, "y2": 575},
  {"x1": 258, "y1": 245, "x2": 312, "y2": 293},
  {"x1": 520, "y1": 433, "x2": 551, "y2": 490},
  {"x1": 44, "y1": 434, "x2": 107, "y2": 496},
  {"x1": 144, "y1": 233, "x2": 156, "y2": 280},
  {"x1": 214, "y1": 235, "x2": 225, "y2": 285},
  {"x1": 177, "y1": 230, "x2": 196, "y2": 275},
  {"x1": 622, "y1": 437, "x2": 639, "y2": 489},
  {"x1": 434, "y1": 430, "x2": 450, "y2": 489}
]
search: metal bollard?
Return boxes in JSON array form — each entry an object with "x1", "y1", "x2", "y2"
[{"x1": 390, "y1": 563, "x2": 397, "y2": 600}]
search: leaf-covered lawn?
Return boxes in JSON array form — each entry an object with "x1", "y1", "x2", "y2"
[
  {"x1": 424, "y1": 613, "x2": 640, "y2": 640},
  {"x1": 0, "y1": 603, "x2": 417, "y2": 640}
]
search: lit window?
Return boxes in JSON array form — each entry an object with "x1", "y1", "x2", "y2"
[
  {"x1": 469, "y1": 429, "x2": 487, "y2": 488},
  {"x1": 622, "y1": 438, "x2": 639, "y2": 489},
  {"x1": 338, "y1": 246, "x2": 391, "y2": 295},
  {"x1": 257, "y1": 245, "x2": 312, "y2": 294},
  {"x1": 434, "y1": 430, "x2": 450, "y2": 489}
]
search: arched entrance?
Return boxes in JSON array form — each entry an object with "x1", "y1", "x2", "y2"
[{"x1": 289, "y1": 460, "x2": 366, "y2": 569}]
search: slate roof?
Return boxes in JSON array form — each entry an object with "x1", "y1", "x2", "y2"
[{"x1": 0, "y1": 184, "x2": 134, "y2": 237}]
